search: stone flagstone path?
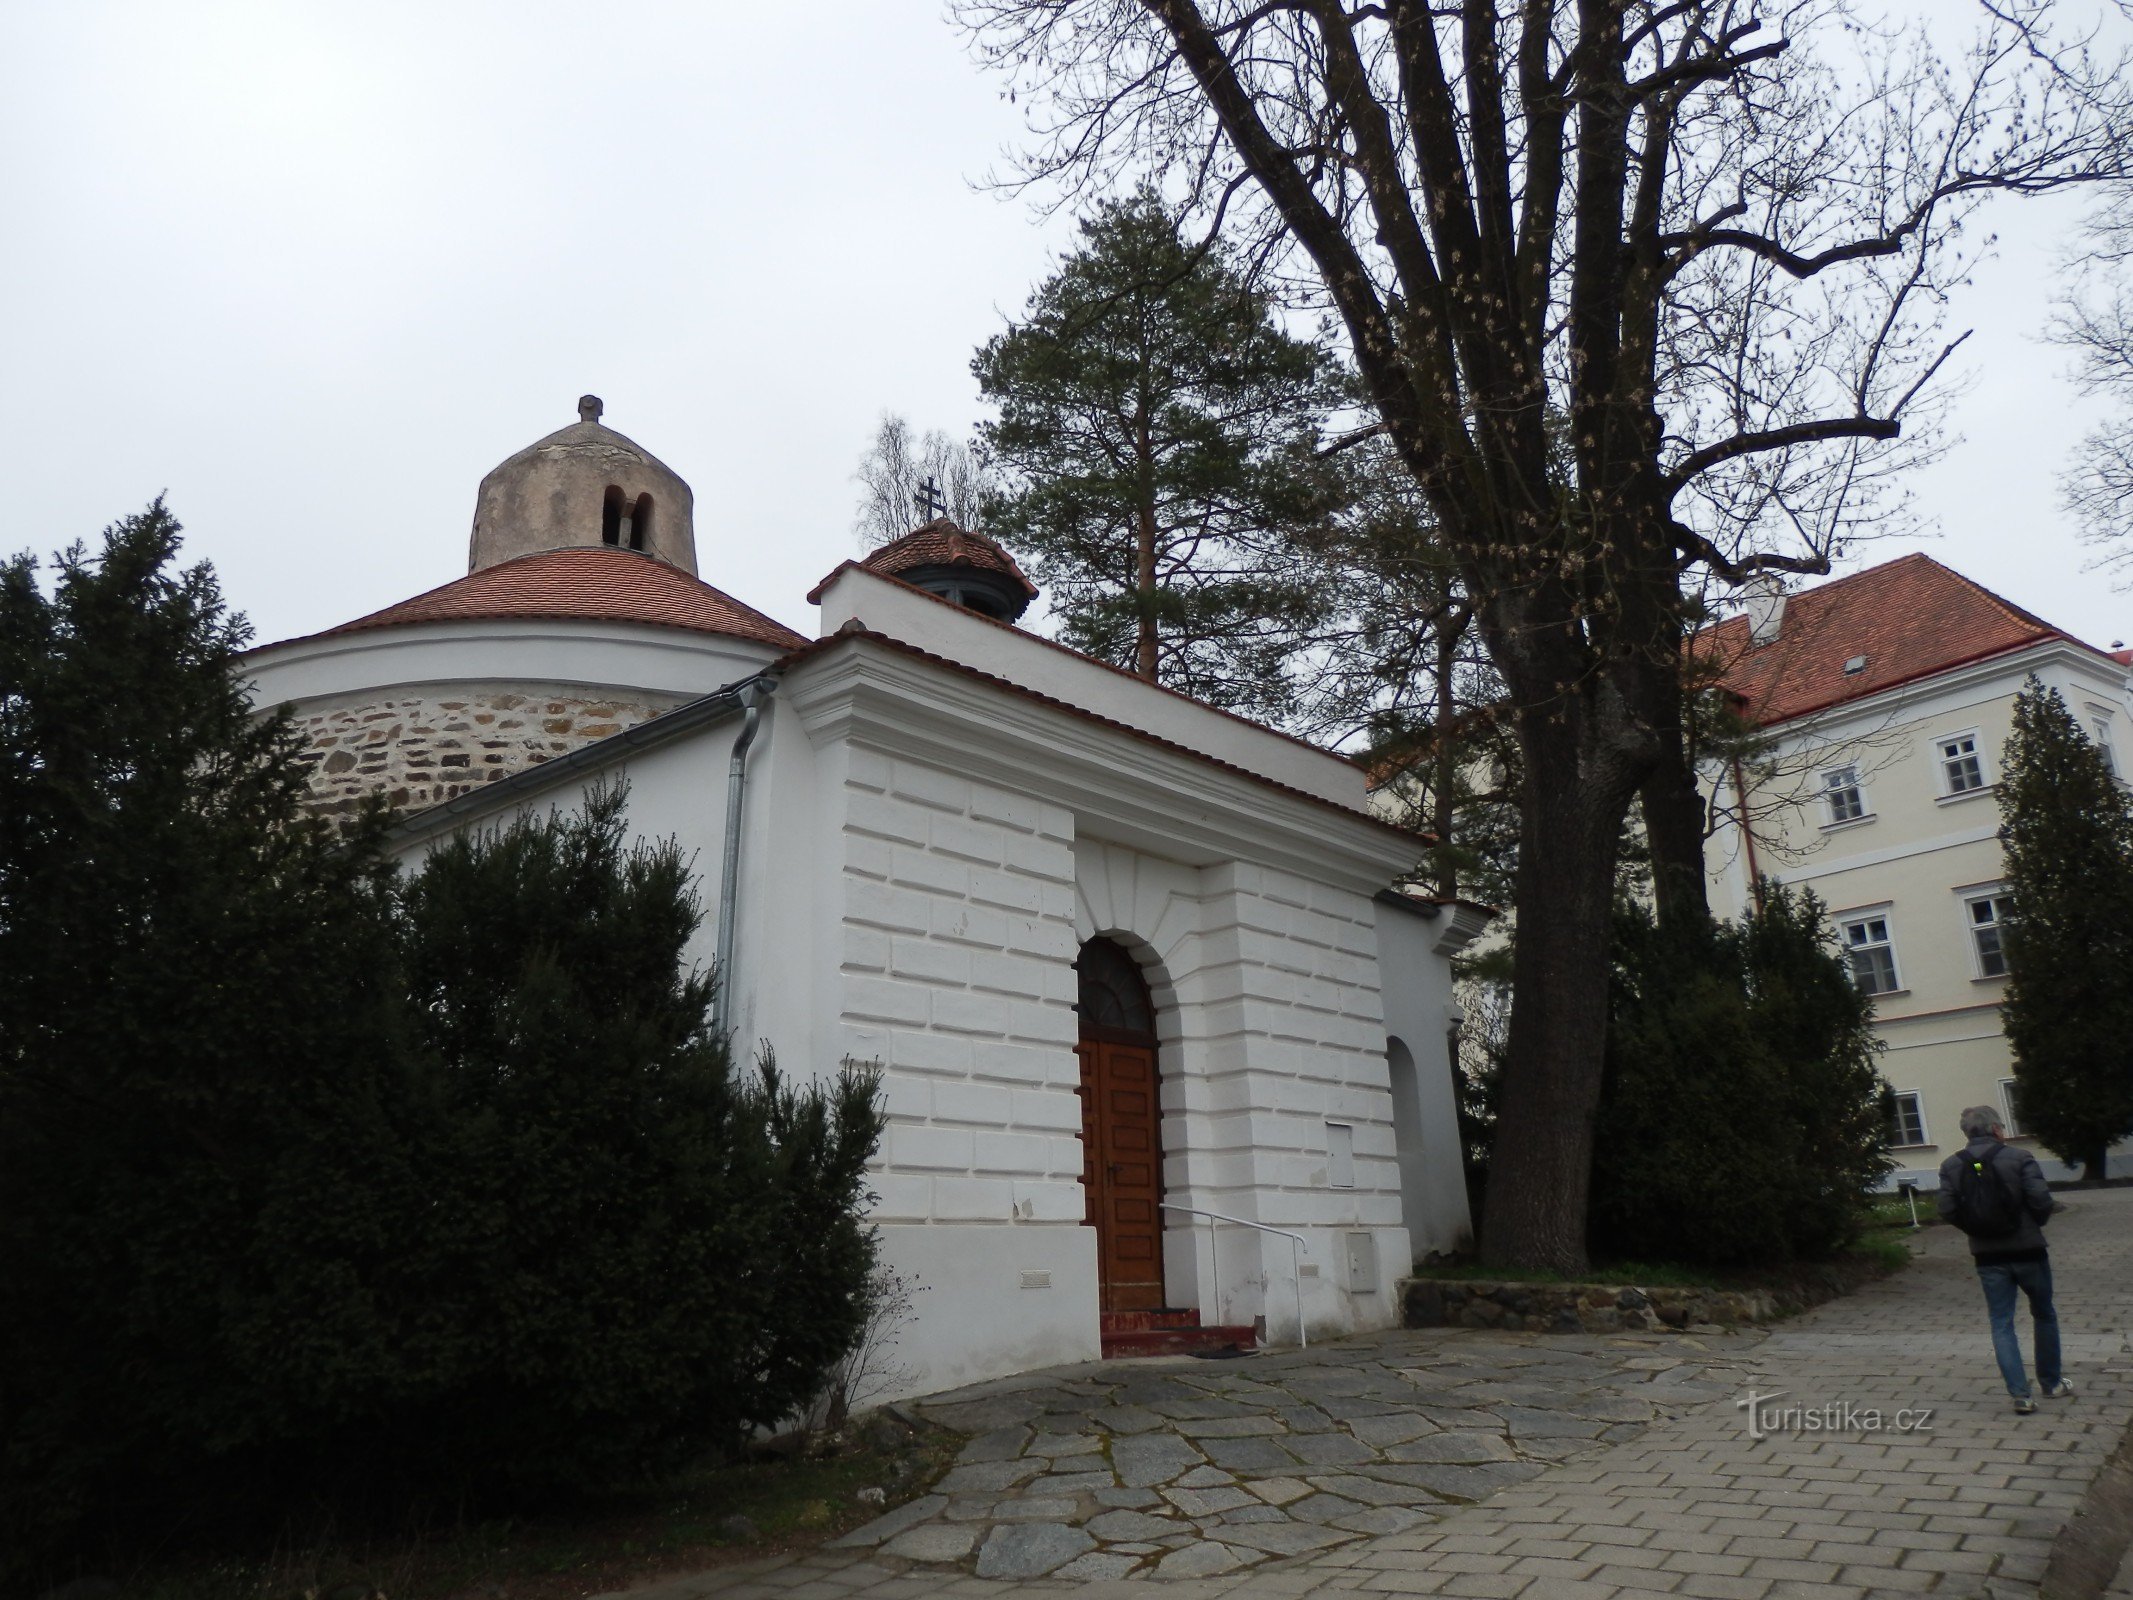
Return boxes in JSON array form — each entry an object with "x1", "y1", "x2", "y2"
[
  {"x1": 609, "y1": 1186, "x2": 2133, "y2": 1599},
  {"x1": 825, "y1": 1326, "x2": 1763, "y2": 1581}
]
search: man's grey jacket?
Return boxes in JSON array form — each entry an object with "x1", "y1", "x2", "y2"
[{"x1": 1936, "y1": 1137, "x2": 2054, "y2": 1263}]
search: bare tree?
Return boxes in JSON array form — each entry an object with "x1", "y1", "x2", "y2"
[
  {"x1": 2058, "y1": 194, "x2": 2133, "y2": 573},
  {"x1": 852, "y1": 413, "x2": 995, "y2": 545},
  {"x1": 956, "y1": 0, "x2": 2131, "y2": 1269}
]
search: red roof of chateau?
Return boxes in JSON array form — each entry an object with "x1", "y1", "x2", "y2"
[
  {"x1": 1702, "y1": 554, "x2": 2092, "y2": 726},
  {"x1": 808, "y1": 518, "x2": 1037, "y2": 604},
  {"x1": 279, "y1": 548, "x2": 807, "y2": 652}
]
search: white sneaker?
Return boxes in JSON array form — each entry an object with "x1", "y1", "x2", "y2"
[
  {"x1": 2043, "y1": 1380, "x2": 2076, "y2": 1399},
  {"x1": 2014, "y1": 1394, "x2": 2038, "y2": 1414}
]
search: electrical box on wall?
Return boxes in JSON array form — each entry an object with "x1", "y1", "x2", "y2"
[{"x1": 1344, "y1": 1231, "x2": 1379, "y2": 1293}]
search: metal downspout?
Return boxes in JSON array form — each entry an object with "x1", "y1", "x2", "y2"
[{"x1": 713, "y1": 678, "x2": 772, "y2": 1036}]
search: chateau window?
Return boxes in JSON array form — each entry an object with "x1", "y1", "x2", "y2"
[
  {"x1": 1998, "y1": 1078, "x2": 2028, "y2": 1137},
  {"x1": 1889, "y1": 1091, "x2": 1929, "y2": 1148},
  {"x1": 1937, "y1": 732, "x2": 1987, "y2": 796},
  {"x1": 631, "y1": 493, "x2": 654, "y2": 553},
  {"x1": 1965, "y1": 892, "x2": 2010, "y2": 979},
  {"x1": 601, "y1": 485, "x2": 625, "y2": 546},
  {"x1": 2088, "y1": 708, "x2": 2117, "y2": 776},
  {"x1": 1821, "y1": 764, "x2": 1867, "y2": 826},
  {"x1": 1839, "y1": 913, "x2": 1901, "y2": 996}
]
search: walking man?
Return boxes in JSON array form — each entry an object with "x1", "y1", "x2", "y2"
[{"x1": 1937, "y1": 1105, "x2": 2072, "y2": 1414}]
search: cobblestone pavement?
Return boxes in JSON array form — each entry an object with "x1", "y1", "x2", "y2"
[{"x1": 611, "y1": 1187, "x2": 2133, "y2": 1600}]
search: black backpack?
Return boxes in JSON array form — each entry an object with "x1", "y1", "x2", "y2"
[{"x1": 1951, "y1": 1146, "x2": 2023, "y2": 1238}]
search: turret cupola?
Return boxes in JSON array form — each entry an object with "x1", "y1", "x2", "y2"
[
  {"x1": 857, "y1": 518, "x2": 1038, "y2": 623},
  {"x1": 468, "y1": 396, "x2": 698, "y2": 574}
]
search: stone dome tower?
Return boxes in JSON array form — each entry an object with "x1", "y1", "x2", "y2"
[{"x1": 467, "y1": 395, "x2": 698, "y2": 574}]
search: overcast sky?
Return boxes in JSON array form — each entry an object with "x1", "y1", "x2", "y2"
[{"x1": 3, "y1": 1, "x2": 2129, "y2": 660}]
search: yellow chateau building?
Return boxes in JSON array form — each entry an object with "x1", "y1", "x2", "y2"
[{"x1": 1702, "y1": 555, "x2": 2133, "y2": 1186}]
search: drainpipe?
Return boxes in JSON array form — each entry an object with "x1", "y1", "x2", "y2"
[{"x1": 713, "y1": 678, "x2": 773, "y2": 1036}]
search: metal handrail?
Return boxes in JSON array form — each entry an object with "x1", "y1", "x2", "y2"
[{"x1": 1159, "y1": 1202, "x2": 1311, "y2": 1350}]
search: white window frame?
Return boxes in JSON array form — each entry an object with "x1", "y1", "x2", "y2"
[
  {"x1": 1960, "y1": 887, "x2": 2011, "y2": 980},
  {"x1": 2086, "y1": 704, "x2": 2118, "y2": 777},
  {"x1": 1998, "y1": 1078, "x2": 2027, "y2": 1138},
  {"x1": 1934, "y1": 728, "x2": 1991, "y2": 801},
  {"x1": 1836, "y1": 907, "x2": 1903, "y2": 997},
  {"x1": 1818, "y1": 762, "x2": 1870, "y2": 829},
  {"x1": 1889, "y1": 1089, "x2": 1930, "y2": 1149},
  {"x1": 1987, "y1": 1079, "x2": 2022, "y2": 1143}
]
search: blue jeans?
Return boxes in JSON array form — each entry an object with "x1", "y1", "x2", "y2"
[{"x1": 1977, "y1": 1258, "x2": 2061, "y2": 1398}]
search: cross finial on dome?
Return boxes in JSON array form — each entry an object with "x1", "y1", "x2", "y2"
[{"x1": 578, "y1": 394, "x2": 604, "y2": 424}]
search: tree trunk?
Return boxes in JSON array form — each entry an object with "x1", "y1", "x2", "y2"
[
  {"x1": 2087, "y1": 1142, "x2": 2111, "y2": 1183},
  {"x1": 1479, "y1": 695, "x2": 1644, "y2": 1273},
  {"x1": 1135, "y1": 500, "x2": 1158, "y2": 681},
  {"x1": 1430, "y1": 622, "x2": 1461, "y2": 899},
  {"x1": 1135, "y1": 417, "x2": 1158, "y2": 682},
  {"x1": 1637, "y1": 639, "x2": 1713, "y2": 928},
  {"x1": 1640, "y1": 756, "x2": 1710, "y2": 929}
]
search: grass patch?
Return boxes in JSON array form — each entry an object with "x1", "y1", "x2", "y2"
[
  {"x1": 51, "y1": 1428, "x2": 963, "y2": 1600},
  {"x1": 1849, "y1": 1232, "x2": 1915, "y2": 1274},
  {"x1": 1862, "y1": 1196, "x2": 1934, "y2": 1232},
  {"x1": 1410, "y1": 1228, "x2": 1918, "y2": 1301}
]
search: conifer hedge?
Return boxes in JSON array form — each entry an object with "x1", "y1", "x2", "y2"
[
  {"x1": 0, "y1": 510, "x2": 885, "y2": 1583},
  {"x1": 1586, "y1": 885, "x2": 1891, "y2": 1267}
]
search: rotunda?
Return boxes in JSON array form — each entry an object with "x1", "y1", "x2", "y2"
[{"x1": 245, "y1": 399, "x2": 805, "y2": 819}]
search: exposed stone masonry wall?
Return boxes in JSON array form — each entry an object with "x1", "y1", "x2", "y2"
[
  {"x1": 1403, "y1": 1277, "x2": 1783, "y2": 1334},
  {"x1": 289, "y1": 684, "x2": 685, "y2": 817}
]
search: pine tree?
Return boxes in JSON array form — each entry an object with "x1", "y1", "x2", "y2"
[
  {"x1": 974, "y1": 191, "x2": 1346, "y2": 720},
  {"x1": 1997, "y1": 678, "x2": 2133, "y2": 1180}
]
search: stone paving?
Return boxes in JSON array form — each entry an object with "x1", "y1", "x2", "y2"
[
  {"x1": 825, "y1": 1321, "x2": 1762, "y2": 1581},
  {"x1": 610, "y1": 1186, "x2": 2133, "y2": 1599}
]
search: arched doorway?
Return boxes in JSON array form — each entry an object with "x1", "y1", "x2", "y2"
[{"x1": 1075, "y1": 937, "x2": 1166, "y2": 1312}]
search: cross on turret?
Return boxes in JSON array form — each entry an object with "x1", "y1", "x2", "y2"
[{"x1": 914, "y1": 476, "x2": 949, "y2": 522}]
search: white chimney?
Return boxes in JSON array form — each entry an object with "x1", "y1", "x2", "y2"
[{"x1": 1742, "y1": 576, "x2": 1787, "y2": 646}]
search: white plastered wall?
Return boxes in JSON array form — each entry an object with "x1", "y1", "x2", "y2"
[
  {"x1": 1375, "y1": 900, "x2": 1477, "y2": 1262},
  {"x1": 378, "y1": 623, "x2": 1473, "y2": 1399},
  {"x1": 1074, "y1": 839, "x2": 1415, "y2": 1345},
  {"x1": 809, "y1": 731, "x2": 1102, "y2": 1394}
]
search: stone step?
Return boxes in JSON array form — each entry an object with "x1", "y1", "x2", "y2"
[{"x1": 1099, "y1": 1322, "x2": 1257, "y2": 1359}]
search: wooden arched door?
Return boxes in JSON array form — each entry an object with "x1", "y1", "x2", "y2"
[{"x1": 1075, "y1": 937, "x2": 1166, "y2": 1312}]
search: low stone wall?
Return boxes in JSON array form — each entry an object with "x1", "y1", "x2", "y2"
[{"x1": 1402, "y1": 1277, "x2": 1780, "y2": 1335}]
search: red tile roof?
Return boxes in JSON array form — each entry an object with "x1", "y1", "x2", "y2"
[
  {"x1": 1701, "y1": 554, "x2": 2092, "y2": 726},
  {"x1": 275, "y1": 548, "x2": 807, "y2": 652},
  {"x1": 808, "y1": 519, "x2": 1037, "y2": 604}
]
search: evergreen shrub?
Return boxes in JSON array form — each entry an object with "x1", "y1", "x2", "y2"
[
  {"x1": 1587, "y1": 884, "x2": 1889, "y2": 1268},
  {"x1": 0, "y1": 512, "x2": 885, "y2": 1583}
]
